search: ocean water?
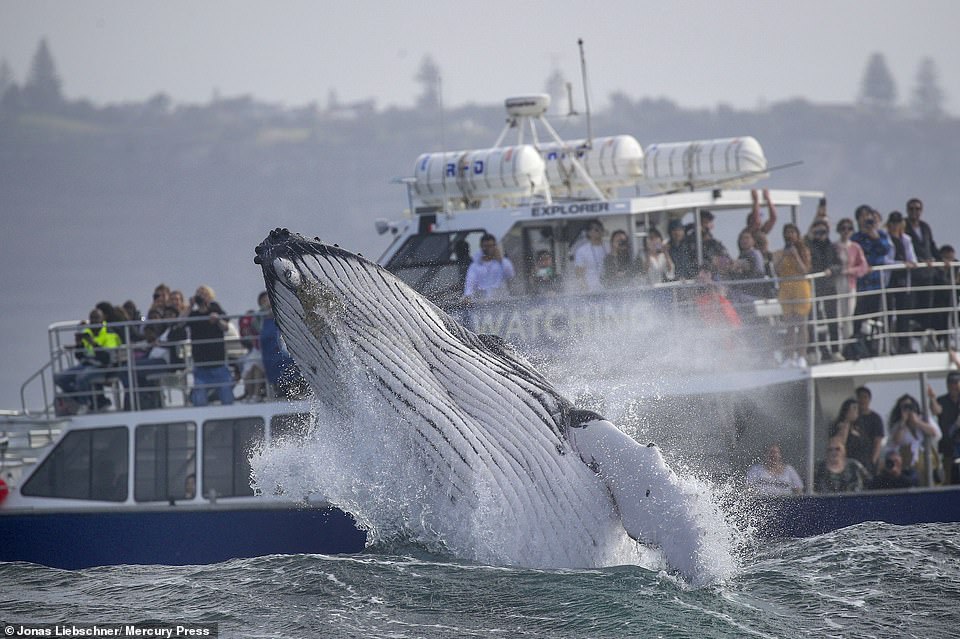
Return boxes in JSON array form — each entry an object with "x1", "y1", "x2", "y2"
[{"x1": 3, "y1": 522, "x2": 958, "y2": 638}]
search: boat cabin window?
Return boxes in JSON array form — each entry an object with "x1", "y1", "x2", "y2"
[
  {"x1": 384, "y1": 229, "x2": 486, "y2": 305},
  {"x1": 202, "y1": 418, "x2": 265, "y2": 498},
  {"x1": 270, "y1": 413, "x2": 311, "y2": 445},
  {"x1": 134, "y1": 421, "x2": 197, "y2": 502},
  {"x1": 22, "y1": 427, "x2": 128, "y2": 502}
]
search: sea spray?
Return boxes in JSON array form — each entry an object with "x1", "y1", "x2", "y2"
[
  {"x1": 250, "y1": 390, "x2": 740, "y2": 586},
  {"x1": 251, "y1": 395, "x2": 635, "y2": 569}
]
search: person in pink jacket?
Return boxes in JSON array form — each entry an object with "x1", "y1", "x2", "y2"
[{"x1": 834, "y1": 217, "x2": 870, "y2": 356}]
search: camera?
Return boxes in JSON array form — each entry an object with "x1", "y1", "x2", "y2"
[
  {"x1": 192, "y1": 295, "x2": 204, "y2": 306},
  {"x1": 886, "y1": 458, "x2": 896, "y2": 470}
]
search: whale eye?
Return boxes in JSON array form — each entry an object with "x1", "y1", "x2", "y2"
[{"x1": 272, "y1": 257, "x2": 301, "y2": 288}]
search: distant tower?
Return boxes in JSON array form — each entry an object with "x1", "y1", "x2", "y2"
[
  {"x1": 415, "y1": 55, "x2": 441, "y2": 111},
  {"x1": 544, "y1": 61, "x2": 568, "y2": 115}
]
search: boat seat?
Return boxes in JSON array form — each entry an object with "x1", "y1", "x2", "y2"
[
  {"x1": 142, "y1": 369, "x2": 189, "y2": 407},
  {"x1": 78, "y1": 371, "x2": 125, "y2": 412}
]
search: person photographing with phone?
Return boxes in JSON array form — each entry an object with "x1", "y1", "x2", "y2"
[{"x1": 888, "y1": 394, "x2": 941, "y2": 485}]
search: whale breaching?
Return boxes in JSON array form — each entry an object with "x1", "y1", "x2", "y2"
[{"x1": 254, "y1": 228, "x2": 733, "y2": 583}]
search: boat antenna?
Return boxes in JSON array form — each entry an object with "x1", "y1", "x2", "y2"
[{"x1": 578, "y1": 38, "x2": 593, "y2": 150}]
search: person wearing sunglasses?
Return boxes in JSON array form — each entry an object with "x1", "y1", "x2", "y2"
[
  {"x1": 888, "y1": 393, "x2": 942, "y2": 485},
  {"x1": 834, "y1": 218, "x2": 869, "y2": 356},
  {"x1": 806, "y1": 219, "x2": 843, "y2": 360}
]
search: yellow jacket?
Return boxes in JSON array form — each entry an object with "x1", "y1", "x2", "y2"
[{"x1": 80, "y1": 323, "x2": 121, "y2": 363}]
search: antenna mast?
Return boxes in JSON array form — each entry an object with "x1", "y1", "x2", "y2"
[{"x1": 578, "y1": 38, "x2": 593, "y2": 150}]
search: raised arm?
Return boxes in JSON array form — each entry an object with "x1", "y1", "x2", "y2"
[{"x1": 761, "y1": 189, "x2": 778, "y2": 235}]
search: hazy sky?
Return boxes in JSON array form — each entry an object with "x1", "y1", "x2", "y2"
[{"x1": 1, "y1": 0, "x2": 958, "y2": 114}]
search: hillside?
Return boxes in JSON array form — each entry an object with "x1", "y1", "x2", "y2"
[{"x1": 1, "y1": 95, "x2": 958, "y2": 407}]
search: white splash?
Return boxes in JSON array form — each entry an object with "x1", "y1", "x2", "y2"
[{"x1": 250, "y1": 392, "x2": 738, "y2": 587}]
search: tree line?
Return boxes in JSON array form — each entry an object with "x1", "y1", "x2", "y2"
[{"x1": 0, "y1": 39, "x2": 951, "y2": 121}]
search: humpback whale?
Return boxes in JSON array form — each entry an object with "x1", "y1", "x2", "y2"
[{"x1": 254, "y1": 228, "x2": 732, "y2": 583}]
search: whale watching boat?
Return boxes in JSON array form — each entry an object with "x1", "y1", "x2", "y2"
[
  {"x1": 373, "y1": 94, "x2": 960, "y2": 537},
  {"x1": 2, "y1": 93, "x2": 958, "y2": 569}
]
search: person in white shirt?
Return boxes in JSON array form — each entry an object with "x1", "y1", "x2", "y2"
[
  {"x1": 746, "y1": 443, "x2": 804, "y2": 496},
  {"x1": 574, "y1": 220, "x2": 608, "y2": 293},
  {"x1": 463, "y1": 233, "x2": 515, "y2": 301}
]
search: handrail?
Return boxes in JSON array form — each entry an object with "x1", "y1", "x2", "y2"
[
  {"x1": 19, "y1": 358, "x2": 54, "y2": 418},
  {"x1": 26, "y1": 259, "x2": 960, "y2": 415},
  {"x1": 35, "y1": 312, "x2": 272, "y2": 416},
  {"x1": 455, "y1": 259, "x2": 960, "y2": 364}
]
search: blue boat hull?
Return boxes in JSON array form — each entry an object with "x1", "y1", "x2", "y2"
[
  {"x1": 4, "y1": 488, "x2": 957, "y2": 569},
  {"x1": 0, "y1": 505, "x2": 367, "y2": 569},
  {"x1": 755, "y1": 486, "x2": 960, "y2": 538}
]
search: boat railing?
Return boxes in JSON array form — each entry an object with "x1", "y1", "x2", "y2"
[
  {"x1": 24, "y1": 312, "x2": 282, "y2": 418},
  {"x1": 802, "y1": 260, "x2": 958, "y2": 361},
  {"x1": 453, "y1": 260, "x2": 960, "y2": 367},
  {"x1": 25, "y1": 260, "x2": 960, "y2": 416}
]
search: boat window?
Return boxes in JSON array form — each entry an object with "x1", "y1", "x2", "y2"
[
  {"x1": 270, "y1": 413, "x2": 311, "y2": 445},
  {"x1": 384, "y1": 230, "x2": 486, "y2": 305},
  {"x1": 21, "y1": 427, "x2": 128, "y2": 502},
  {"x1": 202, "y1": 417, "x2": 265, "y2": 498},
  {"x1": 134, "y1": 421, "x2": 197, "y2": 502}
]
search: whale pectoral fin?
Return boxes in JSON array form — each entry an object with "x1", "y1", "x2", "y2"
[{"x1": 566, "y1": 419, "x2": 709, "y2": 581}]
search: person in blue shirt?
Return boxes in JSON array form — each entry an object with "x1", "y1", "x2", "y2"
[
  {"x1": 851, "y1": 205, "x2": 891, "y2": 339},
  {"x1": 259, "y1": 297, "x2": 307, "y2": 399}
]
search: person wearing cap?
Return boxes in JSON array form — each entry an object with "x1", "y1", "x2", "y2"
[
  {"x1": 928, "y1": 363, "x2": 960, "y2": 484},
  {"x1": 885, "y1": 210, "x2": 919, "y2": 354},
  {"x1": 869, "y1": 449, "x2": 916, "y2": 490}
]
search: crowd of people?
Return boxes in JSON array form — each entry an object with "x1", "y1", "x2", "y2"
[
  {"x1": 748, "y1": 374, "x2": 960, "y2": 496},
  {"x1": 54, "y1": 283, "x2": 306, "y2": 414},
  {"x1": 458, "y1": 192, "x2": 956, "y2": 368}
]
